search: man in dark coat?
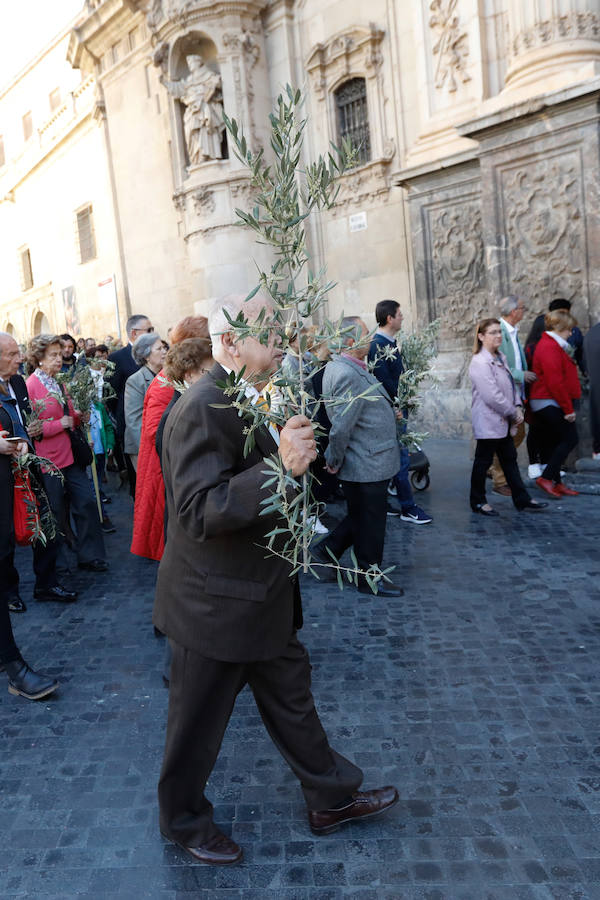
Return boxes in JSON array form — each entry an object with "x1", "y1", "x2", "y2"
[
  {"x1": 0, "y1": 332, "x2": 65, "y2": 700},
  {"x1": 584, "y1": 321, "x2": 600, "y2": 458},
  {"x1": 108, "y1": 313, "x2": 153, "y2": 496},
  {"x1": 154, "y1": 295, "x2": 398, "y2": 865}
]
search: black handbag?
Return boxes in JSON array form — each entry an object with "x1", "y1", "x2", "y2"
[{"x1": 61, "y1": 388, "x2": 93, "y2": 469}]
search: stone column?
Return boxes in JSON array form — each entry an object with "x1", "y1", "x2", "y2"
[{"x1": 505, "y1": 0, "x2": 600, "y2": 90}]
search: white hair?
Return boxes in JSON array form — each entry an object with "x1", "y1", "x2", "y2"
[
  {"x1": 208, "y1": 294, "x2": 254, "y2": 346},
  {"x1": 498, "y1": 295, "x2": 519, "y2": 317}
]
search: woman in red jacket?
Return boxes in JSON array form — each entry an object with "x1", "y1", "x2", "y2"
[
  {"x1": 130, "y1": 317, "x2": 211, "y2": 561},
  {"x1": 530, "y1": 309, "x2": 581, "y2": 498}
]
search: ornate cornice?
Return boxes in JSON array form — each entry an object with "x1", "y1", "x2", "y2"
[
  {"x1": 512, "y1": 10, "x2": 600, "y2": 57},
  {"x1": 306, "y1": 24, "x2": 384, "y2": 99}
]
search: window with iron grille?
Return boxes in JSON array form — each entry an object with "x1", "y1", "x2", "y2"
[
  {"x1": 22, "y1": 111, "x2": 33, "y2": 142},
  {"x1": 335, "y1": 78, "x2": 370, "y2": 166},
  {"x1": 76, "y1": 205, "x2": 97, "y2": 263},
  {"x1": 19, "y1": 247, "x2": 34, "y2": 291}
]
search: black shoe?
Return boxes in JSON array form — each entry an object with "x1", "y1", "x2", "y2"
[
  {"x1": 8, "y1": 597, "x2": 26, "y2": 613},
  {"x1": 357, "y1": 583, "x2": 404, "y2": 597},
  {"x1": 519, "y1": 500, "x2": 548, "y2": 512},
  {"x1": 77, "y1": 559, "x2": 108, "y2": 572},
  {"x1": 5, "y1": 660, "x2": 58, "y2": 700},
  {"x1": 100, "y1": 493, "x2": 112, "y2": 505},
  {"x1": 34, "y1": 585, "x2": 78, "y2": 603},
  {"x1": 101, "y1": 516, "x2": 116, "y2": 535},
  {"x1": 471, "y1": 504, "x2": 500, "y2": 517}
]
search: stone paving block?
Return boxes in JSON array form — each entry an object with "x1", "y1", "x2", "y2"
[{"x1": 1, "y1": 441, "x2": 600, "y2": 897}]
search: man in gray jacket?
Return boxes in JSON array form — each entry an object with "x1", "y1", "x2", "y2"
[{"x1": 313, "y1": 317, "x2": 403, "y2": 597}]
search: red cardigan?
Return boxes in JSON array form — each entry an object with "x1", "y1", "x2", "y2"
[
  {"x1": 530, "y1": 332, "x2": 581, "y2": 415},
  {"x1": 26, "y1": 373, "x2": 80, "y2": 469},
  {"x1": 130, "y1": 370, "x2": 174, "y2": 561}
]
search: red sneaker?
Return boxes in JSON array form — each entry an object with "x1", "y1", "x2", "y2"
[
  {"x1": 535, "y1": 476, "x2": 561, "y2": 498},
  {"x1": 554, "y1": 483, "x2": 579, "y2": 496}
]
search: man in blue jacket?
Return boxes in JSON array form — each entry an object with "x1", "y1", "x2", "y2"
[{"x1": 368, "y1": 300, "x2": 432, "y2": 524}]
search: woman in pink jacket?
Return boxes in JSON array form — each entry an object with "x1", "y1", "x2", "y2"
[
  {"x1": 469, "y1": 318, "x2": 546, "y2": 517},
  {"x1": 26, "y1": 334, "x2": 107, "y2": 572}
]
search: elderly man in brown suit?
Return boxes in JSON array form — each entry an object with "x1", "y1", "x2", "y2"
[{"x1": 154, "y1": 294, "x2": 398, "y2": 865}]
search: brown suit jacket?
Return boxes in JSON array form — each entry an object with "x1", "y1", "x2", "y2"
[{"x1": 153, "y1": 363, "x2": 302, "y2": 662}]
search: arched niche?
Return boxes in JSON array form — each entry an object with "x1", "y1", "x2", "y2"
[
  {"x1": 4, "y1": 322, "x2": 15, "y2": 337},
  {"x1": 33, "y1": 311, "x2": 51, "y2": 335},
  {"x1": 168, "y1": 32, "x2": 228, "y2": 172}
]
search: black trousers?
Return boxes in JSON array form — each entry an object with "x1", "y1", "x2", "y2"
[
  {"x1": 320, "y1": 479, "x2": 388, "y2": 577},
  {"x1": 158, "y1": 633, "x2": 363, "y2": 846},
  {"x1": 43, "y1": 464, "x2": 106, "y2": 565},
  {"x1": 470, "y1": 434, "x2": 531, "y2": 510},
  {"x1": 534, "y1": 406, "x2": 579, "y2": 482},
  {"x1": 0, "y1": 555, "x2": 21, "y2": 665}
]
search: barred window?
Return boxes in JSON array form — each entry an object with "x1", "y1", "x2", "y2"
[
  {"x1": 76, "y1": 204, "x2": 97, "y2": 263},
  {"x1": 335, "y1": 78, "x2": 370, "y2": 166},
  {"x1": 19, "y1": 247, "x2": 34, "y2": 291}
]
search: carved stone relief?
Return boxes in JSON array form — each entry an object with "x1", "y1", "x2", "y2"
[
  {"x1": 502, "y1": 154, "x2": 584, "y2": 305},
  {"x1": 328, "y1": 156, "x2": 393, "y2": 216},
  {"x1": 306, "y1": 25, "x2": 384, "y2": 101},
  {"x1": 430, "y1": 202, "x2": 487, "y2": 335},
  {"x1": 428, "y1": 0, "x2": 471, "y2": 92},
  {"x1": 512, "y1": 11, "x2": 600, "y2": 57},
  {"x1": 192, "y1": 187, "x2": 215, "y2": 214}
]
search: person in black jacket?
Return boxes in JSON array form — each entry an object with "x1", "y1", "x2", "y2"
[
  {"x1": 108, "y1": 314, "x2": 154, "y2": 497},
  {"x1": 368, "y1": 300, "x2": 432, "y2": 525},
  {"x1": 525, "y1": 298, "x2": 586, "y2": 374},
  {"x1": 0, "y1": 333, "x2": 64, "y2": 700}
]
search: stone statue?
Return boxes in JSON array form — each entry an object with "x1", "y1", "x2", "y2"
[{"x1": 161, "y1": 56, "x2": 225, "y2": 164}]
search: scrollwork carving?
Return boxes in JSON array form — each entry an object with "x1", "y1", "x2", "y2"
[
  {"x1": 192, "y1": 187, "x2": 216, "y2": 215},
  {"x1": 512, "y1": 11, "x2": 600, "y2": 57},
  {"x1": 503, "y1": 155, "x2": 584, "y2": 305},
  {"x1": 306, "y1": 24, "x2": 385, "y2": 101},
  {"x1": 428, "y1": 0, "x2": 471, "y2": 93},
  {"x1": 430, "y1": 203, "x2": 486, "y2": 335}
]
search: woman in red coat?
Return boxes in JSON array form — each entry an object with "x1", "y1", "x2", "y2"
[
  {"x1": 530, "y1": 309, "x2": 581, "y2": 498},
  {"x1": 130, "y1": 317, "x2": 211, "y2": 560}
]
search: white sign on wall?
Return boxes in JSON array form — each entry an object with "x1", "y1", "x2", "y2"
[
  {"x1": 98, "y1": 275, "x2": 122, "y2": 340},
  {"x1": 349, "y1": 211, "x2": 367, "y2": 233}
]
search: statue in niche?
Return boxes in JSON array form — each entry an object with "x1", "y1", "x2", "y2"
[{"x1": 161, "y1": 56, "x2": 225, "y2": 164}]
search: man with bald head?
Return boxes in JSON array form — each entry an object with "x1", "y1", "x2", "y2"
[{"x1": 154, "y1": 295, "x2": 398, "y2": 865}]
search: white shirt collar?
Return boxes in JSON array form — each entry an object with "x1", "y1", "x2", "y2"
[
  {"x1": 501, "y1": 318, "x2": 517, "y2": 334},
  {"x1": 219, "y1": 363, "x2": 279, "y2": 445},
  {"x1": 547, "y1": 331, "x2": 569, "y2": 350}
]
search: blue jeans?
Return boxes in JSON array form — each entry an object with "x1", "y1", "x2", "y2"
[{"x1": 392, "y1": 420, "x2": 414, "y2": 510}]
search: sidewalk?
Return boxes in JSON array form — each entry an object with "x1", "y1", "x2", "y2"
[{"x1": 1, "y1": 439, "x2": 599, "y2": 898}]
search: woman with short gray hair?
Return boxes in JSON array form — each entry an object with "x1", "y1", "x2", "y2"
[{"x1": 124, "y1": 334, "x2": 167, "y2": 469}]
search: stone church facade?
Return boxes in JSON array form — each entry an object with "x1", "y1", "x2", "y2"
[{"x1": 2, "y1": 0, "x2": 600, "y2": 429}]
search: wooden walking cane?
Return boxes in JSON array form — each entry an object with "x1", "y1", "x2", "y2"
[{"x1": 86, "y1": 425, "x2": 104, "y2": 524}]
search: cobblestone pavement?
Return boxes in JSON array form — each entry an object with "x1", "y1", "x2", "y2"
[{"x1": 1, "y1": 439, "x2": 600, "y2": 899}]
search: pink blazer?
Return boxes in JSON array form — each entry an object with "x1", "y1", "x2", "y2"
[{"x1": 26, "y1": 373, "x2": 80, "y2": 470}]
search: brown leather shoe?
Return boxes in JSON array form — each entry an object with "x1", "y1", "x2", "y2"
[
  {"x1": 492, "y1": 485, "x2": 512, "y2": 496},
  {"x1": 308, "y1": 786, "x2": 399, "y2": 835},
  {"x1": 162, "y1": 830, "x2": 242, "y2": 865}
]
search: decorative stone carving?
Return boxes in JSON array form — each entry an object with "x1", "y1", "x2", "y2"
[
  {"x1": 172, "y1": 189, "x2": 186, "y2": 212},
  {"x1": 328, "y1": 159, "x2": 392, "y2": 216},
  {"x1": 512, "y1": 11, "x2": 600, "y2": 57},
  {"x1": 229, "y1": 178, "x2": 255, "y2": 208},
  {"x1": 192, "y1": 186, "x2": 215, "y2": 214},
  {"x1": 222, "y1": 29, "x2": 260, "y2": 66},
  {"x1": 147, "y1": 0, "x2": 163, "y2": 31},
  {"x1": 161, "y1": 56, "x2": 225, "y2": 163},
  {"x1": 503, "y1": 155, "x2": 584, "y2": 305},
  {"x1": 152, "y1": 42, "x2": 169, "y2": 75},
  {"x1": 306, "y1": 24, "x2": 384, "y2": 101},
  {"x1": 428, "y1": 0, "x2": 471, "y2": 93},
  {"x1": 430, "y1": 203, "x2": 486, "y2": 335}
]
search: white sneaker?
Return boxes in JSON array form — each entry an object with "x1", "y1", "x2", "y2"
[
  {"x1": 528, "y1": 464, "x2": 544, "y2": 478},
  {"x1": 308, "y1": 516, "x2": 329, "y2": 535}
]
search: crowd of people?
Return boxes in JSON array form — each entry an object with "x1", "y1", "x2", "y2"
[{"x1": 0, "y1": 290, "x2": 598, "y2": 863}]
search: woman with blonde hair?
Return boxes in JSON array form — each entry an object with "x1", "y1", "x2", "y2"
[
  {"x1": 530, "y1": 308, "x2": 581, "y2": 497},
  {"x1": 469, "y1": 318, "x2": 546, "y2": 517}
]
